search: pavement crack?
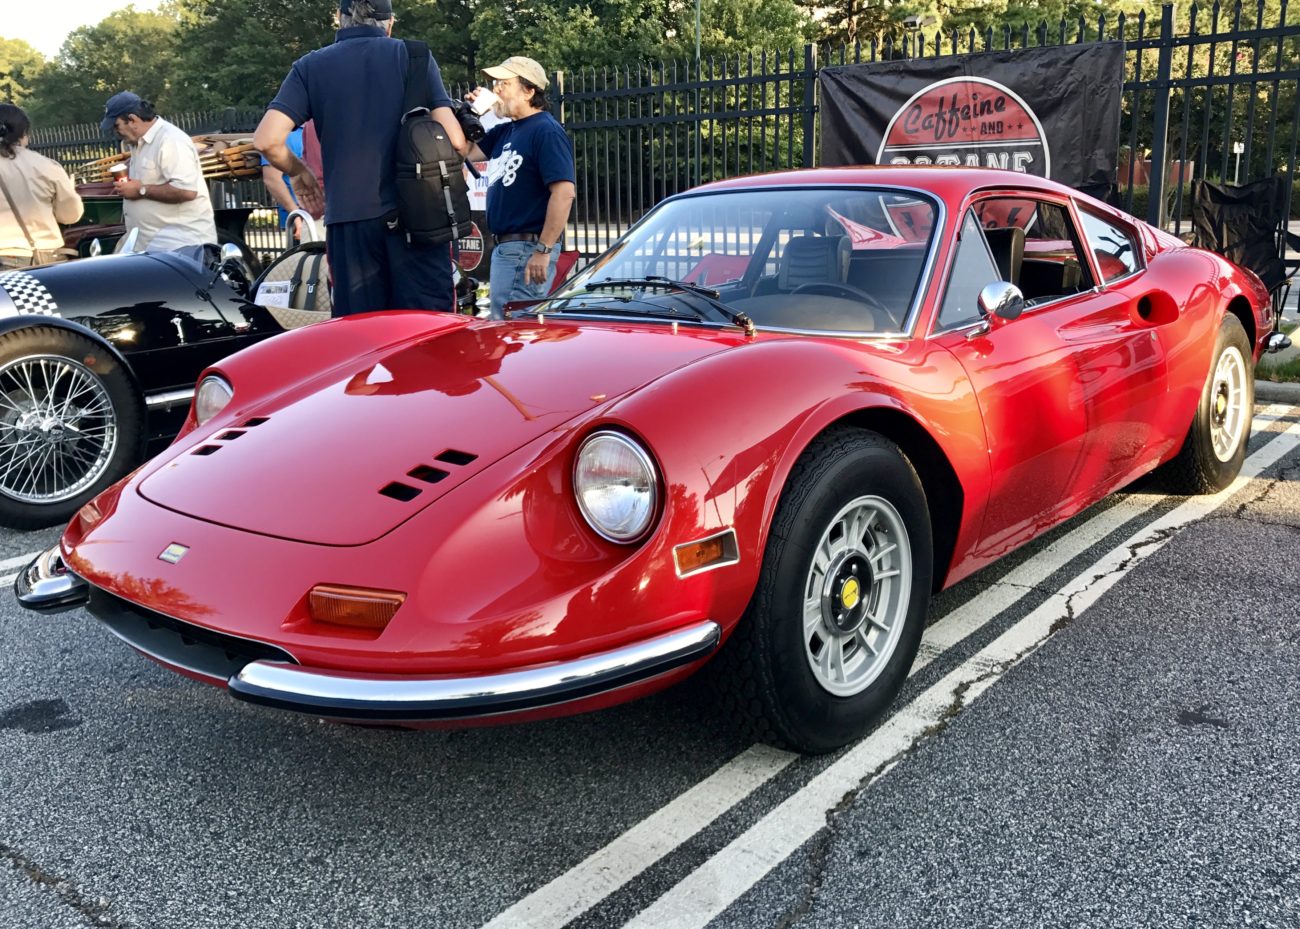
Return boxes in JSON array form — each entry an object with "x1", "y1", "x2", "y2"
[{"x1": 0, "y1": 842, "x2": 134, "y2": 929}]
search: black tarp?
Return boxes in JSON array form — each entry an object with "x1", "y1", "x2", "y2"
[{"x1": 819, "y1": 43, "x2": 1125, "y2": 191}]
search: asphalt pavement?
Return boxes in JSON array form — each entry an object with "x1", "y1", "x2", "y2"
[{"x1": 0, "y1": 403, "x2": 1297, "y2": 929}]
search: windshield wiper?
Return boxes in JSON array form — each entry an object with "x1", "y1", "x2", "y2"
[
  {"x1": 535, "y1": 294, "x2": 706, "y2": 324},
  {"x1": 581, "y1": 277, "x2": 756, "y2": 336}
]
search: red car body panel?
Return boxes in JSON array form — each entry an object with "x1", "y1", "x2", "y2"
[{"x1": 43, "y1": 166, "x2": 1272, "y2": 727}]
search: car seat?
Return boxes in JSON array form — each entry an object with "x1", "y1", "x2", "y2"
[
  {"x1": 250, "y1": 240, "x2": 332, "y2": 328},
  {"x1": 983, "y1": 227, "x2": 1025, "y2": 285},
  {"x1": 778, "y1": 235, "x2": 850, "y2": 292}
]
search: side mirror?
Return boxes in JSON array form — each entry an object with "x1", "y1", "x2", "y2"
[
  {"x1": 977, "y1": 281, "x2": 1026, "y2": 323},
  {"x1": 211, "y1": 242, "x2": 252, "y2": 297},
  {"x1": 119, "y1": 228, "x2": 140, "y2": 254}
]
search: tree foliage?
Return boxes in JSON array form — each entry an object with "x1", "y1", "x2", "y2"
[
  {"x1": 0, "y1": 38, "x2": 47, "y2": 108},
  {"x1": 25, "y1": 7, "x2": 180, "y2": 126},
  {"x1": 170, "y1": 0, "x2": 335, "y2": 110}
]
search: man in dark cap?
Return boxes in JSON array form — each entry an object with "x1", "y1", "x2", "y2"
[
  {"x1": 254, "y1": 0, "x2": 468, "y2": 316},
  {"x1": 102, "y1": 91, "x2": 216, "y2": 250}
]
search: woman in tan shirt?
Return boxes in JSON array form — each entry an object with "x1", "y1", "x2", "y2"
[{"x1": 0, "y1": 104, "x2": 84, "y2": 269}]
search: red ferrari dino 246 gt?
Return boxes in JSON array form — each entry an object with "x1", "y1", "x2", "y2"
[{"x1": 19, "y1": 168, "x2": 1271, "y2": 753}]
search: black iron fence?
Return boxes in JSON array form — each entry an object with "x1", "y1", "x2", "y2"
[{"x1": 30, "y1": 2, "x2": 1300, "y2": 263}]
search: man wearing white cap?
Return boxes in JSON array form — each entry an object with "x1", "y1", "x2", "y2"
[{"x1": 466, "y1": 57, "x2": 576, "y2": 318}]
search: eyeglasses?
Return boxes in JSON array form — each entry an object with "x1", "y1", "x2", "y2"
[{"x1": 492, "y1": 77, "x2": 516, "y2": 89}]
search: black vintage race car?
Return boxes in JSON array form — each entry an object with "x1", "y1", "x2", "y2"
[{"x1": 0, "y1": 236, "x2": 334, "y2": 529}]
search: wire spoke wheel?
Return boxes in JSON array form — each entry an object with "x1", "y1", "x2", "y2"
[
  {"x1": 802, "y1": 495, "x2": 912, "y2": 697},
  {"x1": 0, "y1": 354, "x2": 118, "y2": 504}
]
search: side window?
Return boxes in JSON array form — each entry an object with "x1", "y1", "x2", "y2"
[
  {"x1": 973, "y1": 198, "x2": 1095, "y2": 304},
  {"x1": 1078, "y1": 210, "x2": 1140, "y2": 282},
  {"x1": 936, "y1": 211, "x2": 1000, "y2": 331}
]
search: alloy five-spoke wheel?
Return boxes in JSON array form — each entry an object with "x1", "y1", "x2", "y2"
[
  {"x1": 803, "y1": 495, "x2": 911, "y2": 697},
  {"x1": 715, "y1": 427, "x2": 932, "y2": 754},
  {"x1": 1159, "y1": 314, "x2": 1254, "y2": 495},
  {"x1": 1208, "y1": 344, "x2": 1248, "y2": 463}
]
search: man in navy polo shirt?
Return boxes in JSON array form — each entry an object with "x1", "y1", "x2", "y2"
[
  {"x1": 253, "y1": 0, "x2": 467, "y2": 316},
  {"x1": 465, "y1": 57, "x2": 576, "y2": 318}
]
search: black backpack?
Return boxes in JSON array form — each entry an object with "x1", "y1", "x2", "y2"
[{"x1": 393, "y1": 40, "x2": 471, "y2": 246}]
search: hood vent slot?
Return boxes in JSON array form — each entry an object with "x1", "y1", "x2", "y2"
[
  {"x1": 241, "y1": 417, "x2": 270, "y2": 427},
  {"x1": 379, "y1": 482, "x2": 422, "y2": 502},
  {"x1": 435, "y1": 449, "x2": 477, "y2": 466},
  {"x1": 408, "y1": 465, "x2": 449, "y2": 484},
  {"x1": 192, "y1": 445, "x2": 221, "y2": 456}
]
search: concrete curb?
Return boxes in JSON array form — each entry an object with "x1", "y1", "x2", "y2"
[{"x1": 1256, "y1": 379, "x2": 1300, "y2": 404}]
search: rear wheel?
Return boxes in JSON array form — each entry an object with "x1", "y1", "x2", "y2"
[
  {"x1": 716, "y1": 427, "x2": 932, "y2": 754},
  {"x1": 1159, "y1": 315, "x2": 1253, "y2": 494},
  {"x1": 0, "y1": 327, "x2": 142, "y2": 529}
]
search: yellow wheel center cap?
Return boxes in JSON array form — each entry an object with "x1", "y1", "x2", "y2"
[
  {"x1": 840, "y1": 577, "x2": 861, "y2": 611},
  {"x1": 1215, "y1": 393, "x2": 1227, "y2": 417}
]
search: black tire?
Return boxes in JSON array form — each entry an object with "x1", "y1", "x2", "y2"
[
  {"x1": 0, "y1": 327, "x2": 143, "y2": 530},
  {"x1": 1158, "y1": 314, "x2": 1254, "y2": 494},
  {"x1": 714, "y1": 426, "x2": 933, "y2": 754}
]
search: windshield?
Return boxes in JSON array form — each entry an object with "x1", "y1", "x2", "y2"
[{"x1": 554, "y1": 187, "x2": 939, "y2": 334}]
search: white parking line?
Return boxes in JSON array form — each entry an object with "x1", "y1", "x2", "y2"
[
  {"x1": 480, "y1": 405, "x2": 1297, "y2": 929},
  {"x1": 621, "y1": 416, "x2": 1300, "y2": 929},
  {"x1": 0, "y1": 551, "x2": 41, "y2": 574}
]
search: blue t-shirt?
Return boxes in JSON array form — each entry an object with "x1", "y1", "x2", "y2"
[
  {"x1": 258, "y1": 127, "x2": 304, "y2": 228},
  {"x1": 480, "y1": 112, "x2": 575, "y2": 235},
  {"x1": 268, "y1": 26, "x2": 453, "y2": 225}
]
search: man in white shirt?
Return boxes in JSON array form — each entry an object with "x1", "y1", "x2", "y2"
[{"x1": 101, "y1": 92, "x2": 217, "y2": 251}]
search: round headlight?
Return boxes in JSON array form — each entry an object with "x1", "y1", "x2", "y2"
[
  {"x1": 574, "y1": 431, "x2": 659, "y2": 543},
  {"x1": 194, "y1": 375, "x2": 233, "y2": 426}
]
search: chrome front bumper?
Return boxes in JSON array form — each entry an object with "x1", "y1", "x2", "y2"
[
  {"x1": 228, "y1": 621, "x2": 722, "y2": 721},
  {"x1": 15, "y1": 545, "x2": 722, "y2": 722},
  {"x1": 14, "y1": 547, "x2": 90, "y2": 613}
]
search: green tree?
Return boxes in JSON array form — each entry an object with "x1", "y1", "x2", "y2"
[
  {"x1": 26, "y1": 7, "x2": 180, "y2": 125},
  {"x1": 0, "y1": 38, "x2": 47, "y2": 107},
  {"x1": 397, "y1": 0, "x2": 480, "y2": 86},
  {"x1": 170, "y1": 0, "x2": 335, "y2": 110}
]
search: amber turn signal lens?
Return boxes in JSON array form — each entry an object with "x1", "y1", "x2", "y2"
[
  {"x1": 308, "y1": 585, "x2": 406, "y2": 630},
  {"x1": 675, "y1": 537, "x2": 726, "y2": 574}
]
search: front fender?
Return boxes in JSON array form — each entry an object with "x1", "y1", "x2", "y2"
[
  {"x1": 0, "y1": 314, "x2": 144, "y2": 400},
  {"x1": 603, "y1": 335, "x2": 990, "y2": 611}
]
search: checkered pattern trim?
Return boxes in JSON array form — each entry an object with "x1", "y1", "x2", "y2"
[{"x1": 0, "y1": 272, "x2": 60, "y2": 316}]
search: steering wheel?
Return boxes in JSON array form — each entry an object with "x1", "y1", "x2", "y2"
[{"x1": 791, "y1": 281, "x2": 891, "y2": 316}]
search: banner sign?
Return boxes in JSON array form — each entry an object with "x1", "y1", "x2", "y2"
[{"x1": 819, "y1": 43, "x2": 1125, "y2": 192}]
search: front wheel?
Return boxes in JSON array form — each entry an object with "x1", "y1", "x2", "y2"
[
  {"x1": 1158, "y1": 314, "x2": 1253, "y2": 494},
  {"x1": 0, "y1": 327, "x2": 142, "y2": 529},
  {"x1": 716, "y1": 427, "x2": 933, "y2": 754}
]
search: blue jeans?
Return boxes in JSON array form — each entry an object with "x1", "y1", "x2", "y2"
[{"x1": 489, "y1": 240, "x2": 559, "y2": 319}]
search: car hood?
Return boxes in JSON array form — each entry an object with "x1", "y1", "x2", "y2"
[{"x1": 138, "y1": 320, "x2": 743, "y2": 545}]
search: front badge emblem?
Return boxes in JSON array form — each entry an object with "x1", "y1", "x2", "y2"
[{"x1": 159, "y1": 543, "x2": 189, "y2": 564}]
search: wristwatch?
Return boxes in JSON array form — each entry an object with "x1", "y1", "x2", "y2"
[
  {"x1": 139, "y1": 186, "x2": 149, "y2": 200},
  {"x1": 534, "y1": 240, "x2": 557, "y2": 254}
]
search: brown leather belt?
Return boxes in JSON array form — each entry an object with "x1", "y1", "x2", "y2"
[{"x1": 494, "y1": 232, "x2": 540, "y2": 244}]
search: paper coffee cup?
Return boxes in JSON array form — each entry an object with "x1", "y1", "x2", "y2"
[
  {"x1": 108, "y1": 163, "x2": 129, "y2": 179},
  {"x1": 471, "y1": 89, "x2": 500, "y2": 117}
]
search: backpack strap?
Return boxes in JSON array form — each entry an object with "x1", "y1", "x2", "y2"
[{"x1": 402, "y1": 40, "x2": 432, "y2": 115}]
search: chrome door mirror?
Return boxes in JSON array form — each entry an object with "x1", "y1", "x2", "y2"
[
  {"x1": 113, "y1": 228, "x2": 141, "y2": 255},
  {"x1": 977, "y1": 281, "x2": 1026, "y2": 322},
  {"x1": 212, "y1": 242, "x2": 252, "y2": 297}
]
